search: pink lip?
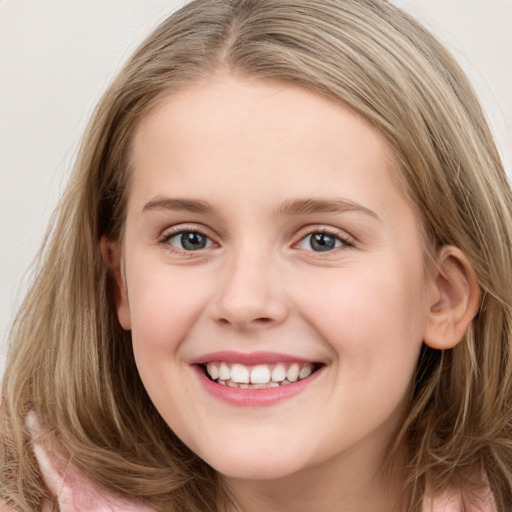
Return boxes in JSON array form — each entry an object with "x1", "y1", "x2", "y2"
[
  {"x1": 191, "y1": 362, "x2": 323, "y2": 407},
  {"x1": 190, "y1": 351, "x2": 314, "y2": 365}
]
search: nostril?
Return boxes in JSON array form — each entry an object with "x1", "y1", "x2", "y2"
[
  {"x1": 216, "y1": 316, "x2": 273, "y2": 327},
  {"x1": 254, "y1": 317, "x2": 272, "y2": 323}
]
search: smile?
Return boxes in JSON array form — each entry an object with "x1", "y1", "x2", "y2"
[
  {"x1": 203, "y1": 361, "x2": 318, "y2": 389},
  {"x1": 192, "y1": 352, "x2": 324, "y2": 405}
]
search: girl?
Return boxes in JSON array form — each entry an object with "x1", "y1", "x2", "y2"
[{"x1": 2, "y1": 1, "x2": 512, "y2": 511}]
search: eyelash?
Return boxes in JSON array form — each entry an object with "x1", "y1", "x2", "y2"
[
  {"x1": 296, "y1": 228, "x2": 354, "y2": 253},
  {"x1": 159, "y1": 226, "x2": 216, "y2": 256},
  {"x1": 159, "y1": 226, "x2": 354, "y2": 255}
]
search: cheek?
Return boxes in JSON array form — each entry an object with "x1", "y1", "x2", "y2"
[
  {"x1": 126, "y1": 261, "x2": 213, "y2": 360},
  {"x1": 292, "y1": 262, "x2": 427, "y2": 367},
  {"x1": 125, "y1": 263, "x2": 215, "y2": 420}
]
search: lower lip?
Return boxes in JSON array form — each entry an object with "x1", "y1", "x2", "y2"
[{"x1": 193, "y1": 365, "x2": 323, "y2": 406}]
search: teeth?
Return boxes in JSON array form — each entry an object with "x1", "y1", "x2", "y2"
[
  {"x1": 231, "y1": 364, "x2": 250, "y2": 383},
  {"x1": 250, "y1": 365, "x2": 271, "y2": 384},
  {"x1": 219, "y1": 362, "x2": 230, "y2": 381},
  {"x1": 271, "y1": 363, "x2": 286, "y2": 382},
  {"x1": 204, "y1": 361, "x2": 316, "y2": 388},
  {"x1": 219, "y1": 380, "x2": 284, "y2": 389},
  {"x1": 299, "y1": 365, "x2": 313, "y2": 380},
  {"x1": 207, "y1": 363, "x2": 219, "y2": 380},
  {"x1": 286, "y1": 363, "x2": 300, "y2": 383}
]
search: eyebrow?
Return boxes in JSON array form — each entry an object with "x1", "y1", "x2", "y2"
[
  {"x1": 277, "y1": 198, "x2": 379, "y2": 220},
  {"x1": 142, "y1": 197, "x2": 219, "y2": 214},
  {"x1": 142, "y1": 196, "x2": 379, "y2": 220}
]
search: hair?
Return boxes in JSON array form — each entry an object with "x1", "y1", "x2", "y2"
[{"x1": 2, "y1": 0, "x2": 512, "y2": 510}]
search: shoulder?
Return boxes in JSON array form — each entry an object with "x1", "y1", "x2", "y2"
[
  {"x1": 33, "y1": 442, "x2": 154, "y2": 511},
  {"x1": 0, "y1": 500, "x2": 53, "y2": 512},
  {"x1": 28, "y1": 414, "x2": 154, "y2": 512},
  {"x1": 0, "y1": 502, "x2": 17, "y2": 512},
  {"x1": 0, "y1": 501, "x2": 18, "y2": 512},
  {"x1": 423, "y1": 486, "x2": 497, "y2": 512}
]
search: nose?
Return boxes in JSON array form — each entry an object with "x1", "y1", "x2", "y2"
[{"x1": 210, "y1": 248, "x2": 290, "y2": 331}]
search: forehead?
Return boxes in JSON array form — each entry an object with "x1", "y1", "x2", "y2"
[{"x1": 128, "y1": 74, "x2": 406, "y2": 218}]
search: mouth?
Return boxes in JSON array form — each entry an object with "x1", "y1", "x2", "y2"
[{"x1": 199, "y1": 361, "x2": 323, "y2": 389}]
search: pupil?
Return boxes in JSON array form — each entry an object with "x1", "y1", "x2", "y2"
[
  {"x1": 310, "y1": 233, "x2": 335, "y2": 251},
  {"x1": 181, "y1": 232, "x2": 206, "y2": 250}
]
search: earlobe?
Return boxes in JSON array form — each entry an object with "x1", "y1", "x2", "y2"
[
  {"x1": 100, "y1": 236, "x2": 132, "y2": 331},
  {"x1": 423, "y1": 246, "x2": 480, "y2": 350}
]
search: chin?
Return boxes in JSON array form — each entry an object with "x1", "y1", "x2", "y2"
[{"x1": 200, "y1": 446, "x2": 307, "y2": 481}]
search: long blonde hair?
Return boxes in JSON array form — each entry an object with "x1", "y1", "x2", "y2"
[{"x1": 2, "y1": 1, "x2": 512, "y2": 510}]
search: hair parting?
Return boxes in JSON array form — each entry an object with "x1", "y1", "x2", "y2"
[{"x1": 2, "y1": 1, "x2": 512, "y2": 511}]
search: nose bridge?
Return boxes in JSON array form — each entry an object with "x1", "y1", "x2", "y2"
[{"x1": 211, "y1": 240, "x2": 289, "y2": 329}]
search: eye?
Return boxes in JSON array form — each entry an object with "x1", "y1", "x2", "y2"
[
  {"x1": 165, "y1": 231, "x2": 214, "y2": 251},
  {"x1": 297, "y1": 232, "x2": 347, "y2": 252}
]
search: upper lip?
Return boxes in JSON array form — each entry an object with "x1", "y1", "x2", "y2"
[{"x1": 190, "y1": 351, "x2": 317, "y2": 366}]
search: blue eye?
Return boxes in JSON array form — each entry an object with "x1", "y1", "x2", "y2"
[
  {"x1": 298, "y1": 232, "x2": 345, "y2": 252},
  {"x1": 166, "y1": 231, "x2": 213, "y2": 251}
]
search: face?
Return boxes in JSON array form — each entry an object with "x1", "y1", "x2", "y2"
[{"x1": 116, "y1": 74, "x2": 435, "y2": 483}]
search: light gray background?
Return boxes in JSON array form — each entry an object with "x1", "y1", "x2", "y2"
[{"x1": 1, "y1": 1, "x2": 511, "y2": 375}]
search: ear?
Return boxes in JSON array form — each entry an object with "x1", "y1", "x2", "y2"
[
  {"x1": 423, "y1": 246, "x2": 480, "y2": 350},
  {"x1": 100, "y1": 236, "x2": 131, "y2": 330}
]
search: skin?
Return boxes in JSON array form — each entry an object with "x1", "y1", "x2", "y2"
[{"x1": 107, "y1": 73, "x2": 475, "y2": 512}]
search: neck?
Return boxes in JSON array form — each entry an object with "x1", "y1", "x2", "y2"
[{"x1": 218, "y1": 437, "x2": 407, "y2": 512}]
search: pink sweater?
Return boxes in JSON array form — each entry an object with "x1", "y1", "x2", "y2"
[{"x1": 30, "y1": 416, "x2": 497, "y2": 512}]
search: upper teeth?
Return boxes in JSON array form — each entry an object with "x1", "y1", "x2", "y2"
[{"x1": 205, "y1": 362, "x2": 314, "y2": 385}]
